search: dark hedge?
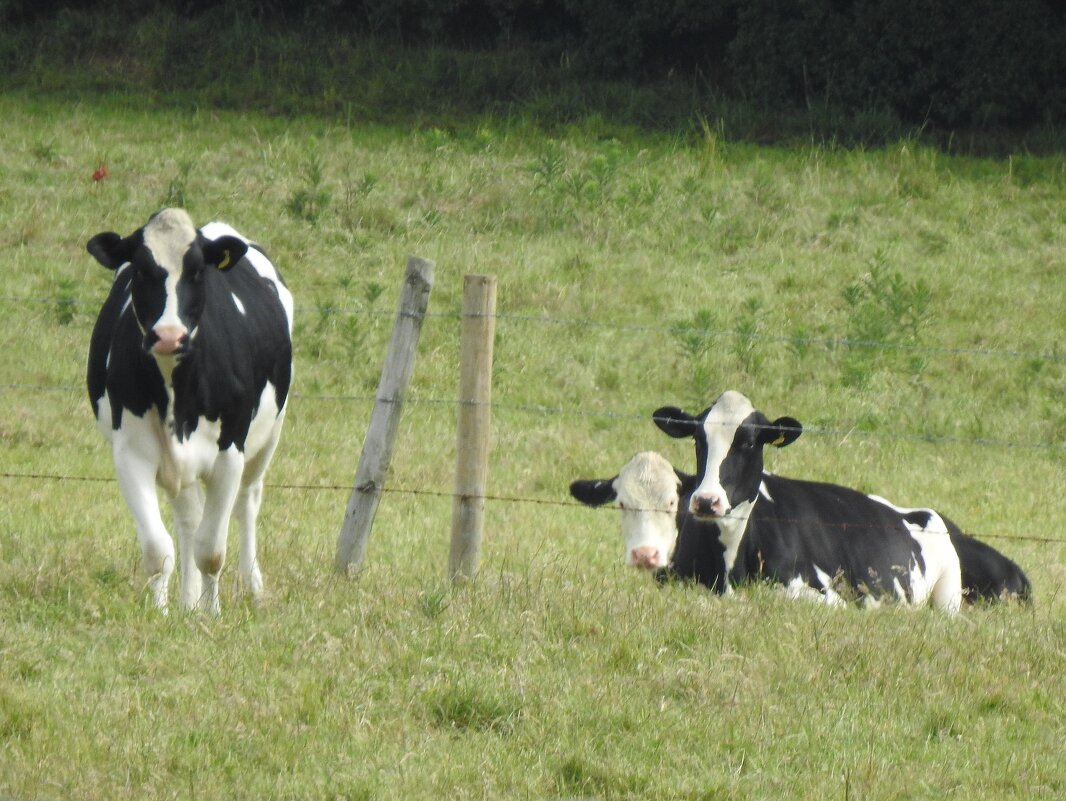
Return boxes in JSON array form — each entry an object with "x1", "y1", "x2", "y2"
[{"x1": 3, "y1": 0, "x2": 1063, "y2": 129}]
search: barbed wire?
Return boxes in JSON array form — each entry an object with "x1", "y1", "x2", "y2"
[
  {"x1": 4, "y1": 381, "x2": 1063, "y2": 452},
  {"x1": 1, "y1": 470, "x2": 1060, "y2": 545},
  {"x1": 3, "y1": 294, "x2": 1062, "y2": 363}
]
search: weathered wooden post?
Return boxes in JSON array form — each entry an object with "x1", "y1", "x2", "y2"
[
  {"x1": 335, "y1": 255, "x2": 435, "y2": 576},
  {"x1": 449, "y1": 274, "x2": 497, "y2": 583}
]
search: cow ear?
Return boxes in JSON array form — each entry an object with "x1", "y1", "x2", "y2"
[
  {"x1": 761, "y1": 416, "x2": 802, "y2": 448},
  {"x1": 86, "y1": 232, "x2": 132, "y2": 270},
  {"x1": 653, "y1": 406, "x2": 699, "y2": 438},
  {"x1": 201, "y1": 235, "x2": 248, "y2": 272},
  {"x1": 674, "y1": 469, "x2": 698, "y2": 495},
  {"x1": 569, "y1": 478, "x2": 618, "y2": 507}
]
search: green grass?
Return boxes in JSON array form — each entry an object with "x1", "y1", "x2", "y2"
[{"x1": 1, "y1": 90, "x2": 1064, "y2": 801}]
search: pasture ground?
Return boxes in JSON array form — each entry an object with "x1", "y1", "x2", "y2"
[{"x1": 1, "y1": 87, "x2": 1064, "y2": 800}]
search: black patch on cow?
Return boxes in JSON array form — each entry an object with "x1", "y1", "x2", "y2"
[
  {"x1": 87, "y1": 267, "x2": 170, "y2": 428},
  {"x1": 945, "y1": 522, "x2": 1032, "y2": 603},
  {"x1": 168, "y1": 255, "x2": 291, "y2": 450},
  {"x1": 658, "y1": 511, "x2": 728, "y2": 591},
  {"x1": 728, "y1": 474, "x2": 929, "y2": 601},
  {"x1": 902, "y1": 509, "x2": 934, "y2": 529}
]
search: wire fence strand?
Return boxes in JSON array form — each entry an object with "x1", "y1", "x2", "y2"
[
  {"x1": 2, "y1": 470, "x2": 1061, "y2": 545},
  {"x1": 3, "y1": 294, "x2": 1063, "y2": 363},
  {"x1": 4, "y1": 381, "x2": 1064, "y2": 452}
]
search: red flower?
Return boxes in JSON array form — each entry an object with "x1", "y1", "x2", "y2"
[{"x1": 92, "y1": 164, "x2": 108, "y2": 182}]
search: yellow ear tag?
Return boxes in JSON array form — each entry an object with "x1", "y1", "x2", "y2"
[
  {"x1": 218, "y1": 249, "x2": 232, "y2": 271},
  {"x1": 771, "y1": 435, "x2": 787, "y2": 446}
]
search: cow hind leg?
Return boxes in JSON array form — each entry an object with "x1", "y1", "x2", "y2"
[
  {"x1": 908, "y1": 518, "x2": 963, "y2": 614},
  {"x1": 234, "y1": 418, "x2": 284, "y2": 600},
  {"x1": 928, "y1": 546, "x2": 963, "y2": 614},
  {"x1": 234, "y1": 479, "x2": 265, "y2": 598}
]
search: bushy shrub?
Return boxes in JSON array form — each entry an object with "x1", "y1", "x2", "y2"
[{"x1": 2, "y1": 0, "x2": 1063, "y2": 131}]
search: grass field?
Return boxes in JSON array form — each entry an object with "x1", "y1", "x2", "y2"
[{"x1": 1, "y1": 87, "x2": 1064, "y2": 800}]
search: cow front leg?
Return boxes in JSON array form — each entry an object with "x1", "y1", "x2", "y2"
[
  {"x1": 173, "y1": 482, "x2": 205, "y2": 610},
  {"x1": 113, "y1": 438, "x2": 174, "y2": 611},
  {"x1": 194, "y1": 446, "x2": 244, "y2": 615}
]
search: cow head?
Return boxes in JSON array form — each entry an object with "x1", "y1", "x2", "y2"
[
  {"x1": 87, "y1": 208, "x2": 247, "y2": 359},
  {"x1": 652, "y1": 391, "x2": 801, "y2": 520},
  {"x1": 570, "y1": 451, "x2": 685, "y2": 569}
]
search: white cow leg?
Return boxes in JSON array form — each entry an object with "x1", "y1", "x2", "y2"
[
  {"x1": 113, "y1": 442, "x2": 174, "y2": 611},
  {"x1": 234, "y1": 417, "x2": 283, "y2": 600},
  {"x1": 234, "y1": 479, "x2": 265, "y2": 598},
  {"x1": 194, "y1": 446, "x2": 244, "y2": 615},
  {"x1": 173, "y1": 482, "x2": 205, "y2": 610}
]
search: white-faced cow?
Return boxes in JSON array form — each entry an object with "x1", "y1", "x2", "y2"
[
  {"x1": 571, "y1": 448, "x2": 1030, "y2": 604},
  {"x1": 86, "y1": 208, "x2": 293, "y2": 614},
  {"x1": 647, "y1": 390, "x2": 1038, "y2": 610},
  {"x1": 569, "y1": 452, "x2": 726, "y2": 590}
]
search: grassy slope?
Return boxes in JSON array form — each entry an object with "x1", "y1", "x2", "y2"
[{"x1": 0, "y1": 90, "x2": 1064, "y2": 801}]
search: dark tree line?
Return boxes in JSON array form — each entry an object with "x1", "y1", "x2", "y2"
[{"x1": 4, "y1": 0, "x2": 1063, "y2": 129}]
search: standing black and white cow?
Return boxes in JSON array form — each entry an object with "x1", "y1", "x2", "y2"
[
  {"x1": 648, "y1": 390, "x2": 1037, "y2": 610},
  {"x1": 86, "y1": 208, "x2": 293, "y2": 614},
  {"x1": 571, "y1": 449, "x2": 1030, "y2": 603}
]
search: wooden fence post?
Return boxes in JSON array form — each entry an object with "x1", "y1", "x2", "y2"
[
  {"x1": 449, "y1": 274, "x2": 497, "y2": 583},
  {"x1": 335, "y1": 255, "x2": 435, "y2": 576}
]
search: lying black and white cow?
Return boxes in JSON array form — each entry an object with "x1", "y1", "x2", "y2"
[
  {"x1": 571, "y1": 448, "x2": 1030, "y2": 604},
  {"x1": 87, "y1": 208, "x2": 293, "y2": 613},
  {"x1": 645, "y1": 390, "x2": 1035, "y2": 609}
]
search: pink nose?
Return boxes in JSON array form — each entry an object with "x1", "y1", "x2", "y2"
[
  {"x1": 152, "y1": 325, "x2": 187, "y2": 355},
  {"x1": 631, "y1": 546, "x2": 661, "y2": 568},
  {"x1": 691, "y1": 493, "x2": 729, "y2": 518}
]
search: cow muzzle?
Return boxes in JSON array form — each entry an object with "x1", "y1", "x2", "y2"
[
  {"x1": 690, "y1": 492, "x2": 730, "y2": 519},
  {"x1": 629, "y1": 546, "x2": 663, "y2": 569},
  {"x1": 149, "y1": 324, "x2": 189, "y2": 356}
]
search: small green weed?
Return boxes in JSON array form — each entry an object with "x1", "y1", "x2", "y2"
[
  {"x1": 789, "y1": 324, "x2": 815, "y2": 359},
  {"x1": 364, "y1": 282, "x2": 385, "y2": 306},
  {"x1": 341, "y1": 169, "x2": 399, "y2": 236},
  {"x1": 54, "y1": 277, "x2": 78, "y2": 325},
  {"x1": 160, "y1": 158, "x2": 196, "y2": 208},
  {"x1": 286, "y1": 149, "x2": 332, "y2": 224},
  {"x1": 418, "y1": 587, "x2": 450, "y2": 619},
  {"x1": 424, "y1": 681, "x2": 521, "y2": 733},
  {"x1": 555, "y1": 755, "x2": 648, "y2": 798},
  {"x1": 31, "y1": 140, "x2": 59, "y2": 164},
  {"x1": 694, "y1": 112, "x2": 726, "y2": 176},
  {"x1": 529, "y1": 143, "x2": 566, "y2": 189},
  {"x1": 733, "y1": 295, "x2": 764, "y2": 374},
  {"x1": 672, "y1": 308, "x2": 719, "y2": 406},
  {"x1": 839, "y1": 254, "x2": 932, "y2": 387}
]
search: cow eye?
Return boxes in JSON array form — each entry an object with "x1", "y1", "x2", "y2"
[
  {"x1": 134, "y1": 262, "x2": 162, "y2": 284},
  {"x1": 740, "y1": 427, "x2": 761, "y2": 449}
]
